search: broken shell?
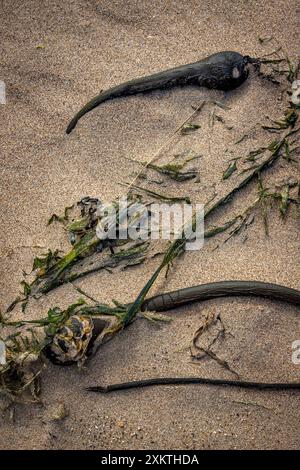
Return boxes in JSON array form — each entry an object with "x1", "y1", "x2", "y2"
[
  {"x1": 44, "y1": 314, "x2": 118, "y2": 365},
  {"x1": 44, "y1": 315, "x2": 94, "y2": 365},
  {"x1": 291, "y1": 80, "x2": 300, "y2": 106}
]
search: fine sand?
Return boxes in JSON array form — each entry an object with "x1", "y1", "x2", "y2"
[{"x1": 0, "y1": 0, "x2": 300, "y2": 449}]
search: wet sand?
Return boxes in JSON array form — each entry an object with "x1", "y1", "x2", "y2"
[{"x1": 0, "y1": 0, "x2": 300, "y2": 449}]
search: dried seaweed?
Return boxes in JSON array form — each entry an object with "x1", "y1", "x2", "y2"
[
  {"x1": 2, "y1": 75, "x2": 299, "y2": 398},
  {"x1": 146, "y1": 162, "x2": 198, "y2": 182},
  {"x1": 258, "y1": 36, "x2": 273, "y2": 45},
  {"x1": 190, "y1": 310, "x2": 238, "y2": 376},
  {"x1": 279, "y1": 184, "x2": 290, "y2": 217},
  {"x1": 126, "y1": 100, "x2": 206, "y2": 191},
  {"x1": 262, "y1": 108, "x2": 298, "y2": 132},
  {"x1": 7, "y1": 196, "x2": 152, "y2": 308},
  {"x1": 139, "y1": 152, "x2": 200, "y2": 182},
  {"x1": 127, "y1": 183, "x2": 191, "y2": 204},
  {"x1": 255, "y1": 38, "x2": 299, "y2": 85},
  {"x1": 222, "y1": 160, "x2": 237, "y2": 180},
  {"x1": 180, "y1": 123, "x2": 201, "y2": 135},
  {"x1": 123, "y1": 105, "x2": 298, "y2": 326},
  {"x1": 47, "y1": 204, "x2": 74, "y2": 226}
]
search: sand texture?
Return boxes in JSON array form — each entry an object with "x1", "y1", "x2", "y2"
[{"x1": 0, "y1": 0, "x2": 300, "y2": 449}]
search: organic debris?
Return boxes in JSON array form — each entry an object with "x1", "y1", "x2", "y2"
[
  {"x1": 49, "y1": 402, "x2": 69, "y2": 421},
  {"x1": 140, "y1": 151, "x2": 201, "y2": 182},
  {"x1": 181, "y1": 123, "x2": 201, "y2": 135},
  {"x1": 7, "y1": 196, "x2": 153, "y2": 310},
  {"x1": 291, "y1": 80, "x2": 300, "y2": 106},
  {"x1": 2, "y1": 54, "x2": 300, "y2": 399},
  {"x1": 126, "y1": 183, "x2": 191, "y2": 204},
  {"x1": 222, "y1": 160, "x2": 237, "y2": 180},
  {"x1": 122, "y1": 100, "x2": 299, "y2": 326},
  {"x1": 262, "y1": 108, "x2": 298, "y2": 132},
  {"x1": 190, "y1": 310, "x2": 238, "y2": 376},
  {"x1": 254, "y1": 37, "x2": 299, "y2": 85}
]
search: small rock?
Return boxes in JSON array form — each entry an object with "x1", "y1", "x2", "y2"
[{"x1": 50, "y1": 402, "x2": 69, "y2": 421}]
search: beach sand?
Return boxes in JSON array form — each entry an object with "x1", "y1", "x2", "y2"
[{"x1": 0, "y1": 0, "x2": 300, "y2": 449}]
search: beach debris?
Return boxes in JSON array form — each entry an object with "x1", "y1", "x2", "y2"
[
  {"x1": 2, "y1": 52, "x2": 300, "y2": 398},
  {"x1": 253, "y1": 37, "x2": 299, "y2": 85},
  {"x1": 0, "y1": 331, "x2": 44, "y2": 401},
  {"x1": 87, "y1": 376, "x2": 300, "y2": 394},
  {"x1": 138, "y1": 151, "x2": 201, "y2": 182},
  {"x1": 44, "y1": 315, "x2": 94, "y2": 365},
  {"x1": 126, "y1": 101, "x2": 206, "y2": 191},
  {"x1": 222, "y1": 160, "x2": 237, "y2": 180},
  {"x1": 291, "y1": 80, "x2": 300, "y2": 106},
  {"x1": 0, "y1": 339, "x2": 6, "y2": 365},
  {"x1": 6, "y1": 195, "x2": 154, "y2": 311},
  {"x1": 66, "y1": 51, "x2": 249, "y2": 134},
  {"x1": 262, "y1": 108, "x2": 298, "y2": 132},
  {"x1": 181, "y1": 123, "x2": 201, "y2": 135},
  {"x1": 210, "y1": 108, "x2": 233, "y2": 131},
  {"x1": 123, "y1": 100, "x2": 299, "y2": 326},
  {"x1": 116, "y1": 420, "x2": 125, "y2": 428},
  {"x1": 49, "y1": 402, "x2": 69, "y2": 421},
  {"x1": 258, "y1": 36, "x2": 273, "y2": 45},
  {"x1": 47, "y1": 204, "x2": 75, "y2": 227},
  {"x1": 126, "y1": 183, "x2": 191, "y2": 204},
  {"x1": 190, "y1": 310, "x2": 238, "y2": 376}
]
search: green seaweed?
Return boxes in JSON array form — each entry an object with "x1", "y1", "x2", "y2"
[
  {"x1": 262, "y1": 109, "x2": 298, "y2": 132},
  {"x1": 128, "y1": 183, "x2": 191, "y2": 204},
  {"x1": 181, "y1": 123, "x2": 201, "y2": 135},
  {"x1": 279, "y1": 184, "x2": 290, "y2": 217},
  {"x1": 3, "y1": 97, "x2": 299, "y2": 398},
  {"x1": 144, "y1": 160, "x2": 198, "y2": 182},
  {"x1": 222, "y1": 160, "x2": 237, "y2": 180},
  {"x1": 47, "y1": 205, "x2": 74, "y2": 226}
]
